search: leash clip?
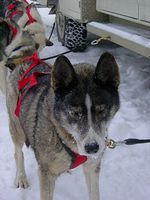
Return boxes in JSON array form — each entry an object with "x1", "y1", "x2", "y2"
[
  {"x1": 106, "y1": 138, "x2": 150, "y2": 149},
  {"x1": 106, "y1": 139, "x2": 125, "y2": 149},
  {"x1": 106, "y1": 139, "x2": 116, "y2": 149}
]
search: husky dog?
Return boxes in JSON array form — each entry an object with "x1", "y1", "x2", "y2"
[
  {"x1": 0, "y1": 17, "x2": 38, "y2": 93},
  {"x1": 5, "y1": 0, "x2": 53, "y2": 51},
  {"x1": 0, "y1": 0, "x2": 52, "y2": 93},
  {"x1": 6, "y1": 29, "x2": 120, "y2": 200}
]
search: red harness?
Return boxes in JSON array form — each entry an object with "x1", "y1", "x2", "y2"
[
  {"x1": 6, "y1": 0, "x2": 29, "y2": 11},
  {"x1": 15, "y1": 51, "x2": 50, "y2": 117},
  {"x1": 7, "y1": 8, "x2": 22, "y2": 20},
  {"x1": 6, "y1": 1, "x2": 37, "y2": 26},
  {"x1": 6, "y1": 1, "x2": 24, "y2": 20},
  {"x1": 70, "y1": 152, "x2": 87, "y2": 169},
  {"x1": 14, "y1": 52, "x2": 87, "y2": 169},
  {"x1": 8, "y1": 23, "x2": 18, "y2": 38},
  {"x1": 25, "y1": 6, "x2": 37, "y2": 26}
]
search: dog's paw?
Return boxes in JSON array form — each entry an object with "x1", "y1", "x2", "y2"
[{"x1": 15, "y1": 174, "x2": 29, "y2": 188}]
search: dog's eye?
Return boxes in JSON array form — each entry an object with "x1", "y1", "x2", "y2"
[
  {"x1": 68, "y1": 107, "x2": 82, "y2": 119},
  {"x1": 95, "y1": 104, "x2": 106, "y2": 114}
]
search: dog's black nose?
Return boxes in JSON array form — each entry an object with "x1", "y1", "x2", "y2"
[{"x1": 84, "y1": 142, "x2": 99, "y2": 154}]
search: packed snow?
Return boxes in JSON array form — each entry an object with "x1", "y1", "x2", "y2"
[{"x1": 0, "y1": 5, "x2": 150, "y2": 200}]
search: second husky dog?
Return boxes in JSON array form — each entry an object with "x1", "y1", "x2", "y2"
[
  {"x1": 5, "y1": 0, "x2": 53, "y2": 51},
  {"x1": 0, "y1": 0, "x2": 52, "y2": 93},
  {"x1": 0, "y1": 16, "x2": 39, "y2": 93},
  {"x1": 6, "y1": 28, "x2": 120, "y2": 200}
]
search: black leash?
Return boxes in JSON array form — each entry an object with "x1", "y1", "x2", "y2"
[
  {"x1": 41, "y1": 50, "x2": 72, "y2": 61},
  {"x1": 106, "y1": 138, "x2": 150, "y2": 149},
  {"x1": 48, "y1": 22, "x2": 55, "y2": 41},
  {"x1": 40, "y1": 20, "x2": 73, "y2": 61},
  {"x1": 124, "y1": 138, "x2": 150, "y2": 145}
]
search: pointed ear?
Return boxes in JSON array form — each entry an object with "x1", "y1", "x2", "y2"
[
  {"x1": 51, "y1": 56, "x2": 77, "y2": 92},
  {"x1": 94, "y1": 52, "x2": 120, "y2": 89}
]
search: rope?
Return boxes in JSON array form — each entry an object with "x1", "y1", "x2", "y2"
[{"x1": 91, "y1": 36, "x2": 111, "y2": 46}]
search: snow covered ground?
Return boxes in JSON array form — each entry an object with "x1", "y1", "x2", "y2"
[{"x1": 0, "y1": 5, "x2": 150, "y2": 200}]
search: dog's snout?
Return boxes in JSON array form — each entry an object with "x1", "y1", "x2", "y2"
[{"x1": 84, "y1": 142, "x2": 99, "y2": 154}]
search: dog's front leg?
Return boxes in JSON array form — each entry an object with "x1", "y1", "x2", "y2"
[
  {"x1": 38, "y1": 166, "x2": 56, "y2": 200},
  {"x1": 0, "y1": 61, "x2": 7, "y2": 94},
  {"x1": 14, "y1": 144, "x2": 29, "y2": 188},
  {"x1": 83, "y1": 159, "x2": 101, "y2": 200}
]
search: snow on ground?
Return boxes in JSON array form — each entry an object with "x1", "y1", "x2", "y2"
[{"x1": 0, "y1": 5, "x2": 150, "y2": 200}]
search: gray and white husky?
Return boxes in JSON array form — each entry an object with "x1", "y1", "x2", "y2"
[
  {"x1": 5, "y1": 0, "x2": 52, "y2": 51},
  {"x1": 5, "y1": 29, "x2": 120, "y2": 200},
  {"x1": 0, "y1": 0, "x2": 52, "y2": 94}
]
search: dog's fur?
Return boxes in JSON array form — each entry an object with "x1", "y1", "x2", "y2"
[
  {"x1": 0, "y1": 19, "x2": 10, "y2": 93},
  {"x1": 5, "y1": 0, "x2": 48, "y2": 51},
  {"x1": 0, "y1": 18, "x2": 19, "y2": 93},
  {"x1": 5, "y1": 28, "x2": 120, "y2": 200}
]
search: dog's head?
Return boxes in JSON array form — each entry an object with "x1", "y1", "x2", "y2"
[
  {"x1": 51, "y1": 53, "x2": 120, "y2": 158},
  {"x1": 0, "y1": 18, "x2": 37, "y2": 70},
  {"x1": 4, "y1": 19, "x2": 37, "y2": 68}
]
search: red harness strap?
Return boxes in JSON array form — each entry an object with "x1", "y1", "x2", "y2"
[
  {"x1": 70, "y1": 151, "x2": 87, "y2": 169},
  {"x1": 9, "y1": 9, "x2": 22, "y2": 20},
  {"x1": 6, "y1": 3, "x2": 17, "y2": 38},
  {"x1": 25, "y1": 6, "x2": 37, "y2": 26},
  {"x1": 7, "y1": 0, "x2": 28, "y2": 11},
  {"x1": 61, "y1": 138, "x2": 87, "y2": 169},
  {"x1": 7, "y1": 3, "x2": 16, "y2": 11},
  {"x1": 6, "y1": 1, "x2": 36, "y2": 27},
  {"x1": 6, "y1": 2, "x2": 22, "y2": 19},
  {"x1": 8, "y1": 23, "x2": 18, "y2": 38},
  {"x1": 15, "y1": 52, "x2": 51, "y2": 117}
]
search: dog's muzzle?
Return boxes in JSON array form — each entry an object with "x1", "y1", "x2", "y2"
[{"x1": 84, "y1": 141, "x2": 99, "y2": 154}]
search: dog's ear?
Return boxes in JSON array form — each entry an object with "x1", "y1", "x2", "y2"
[
  {"x1": 94, "y1": 52, "x2": 120, "y2": 89},
  {"x1": 52, "y1": 56, "x2": 77, "y2": 92}
]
